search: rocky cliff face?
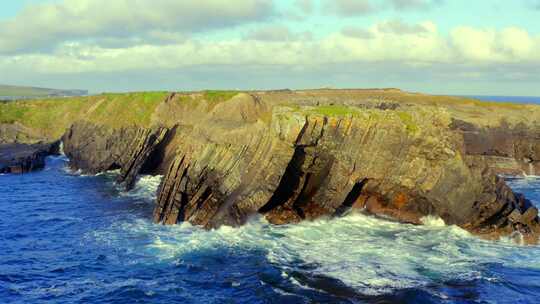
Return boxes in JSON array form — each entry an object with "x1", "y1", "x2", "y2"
[
  {"x1": 54, "y1": 90, "x2": 540, "y2": 242},
  {"x1": 451, "y1": 119, "x2": 540, "y2": 176},
  {"x1": 0, "y1": 142, "x2": 59, "y2": 174},
  {"x1": 62, "y1": 121, "x2": 169, "y2": 190}
]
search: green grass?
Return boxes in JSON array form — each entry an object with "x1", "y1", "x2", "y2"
[
  {"x1": 0, "y1": 102, "x2": 25, "y2": 124},
  {"x1": 87, "y1": 92, "x2": 168, "y2": 127},
  {"x1": 168, "y1": 91, "x2": 239, "y2": 111},
  {"x1": 0, "y1": 92, "x2": 169, "y2": 139},
  {"x1": 203, "y1": 90, "x2": 239, "y2": 103},
  {"x1": 308, "y1": 105, "x2": 360, "y2": 116},
  {"x1": 396, "y1": 112, "x2": 418, "y2": 134},
  {"x1": 0, "y1": 97, "x2": 90, "y2": 138}
]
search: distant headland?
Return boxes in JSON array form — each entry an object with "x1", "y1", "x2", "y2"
[{"x1": 0, "y1": 84, "x2": 87, "y2": 101}]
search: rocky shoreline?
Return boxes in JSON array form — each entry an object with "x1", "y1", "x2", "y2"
[
  {"x1": 0, "y1": 142, "x2": 60, "y2": 174},
  {"x1": 2, "y1": 89, "x2": 540, "y2": 242}
]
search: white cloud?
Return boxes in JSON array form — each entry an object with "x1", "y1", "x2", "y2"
[
  {"x1": 450, "y1": 26, "x2": 540, "y2": 63},
  {"x1": 295, "y1": 0, "x2": 315, "y2": 14},
  {"x1": 0, "y1": 0, "x2": 538, "y2": 96},
  {"x1": 450, "y1": 27, "x2": 498, "y2": 62},
  {"x1": 324, "y1": 0, "x2": 443, "y2": 16},
  {"x1": 1, "y1": 20, "x2": 538, "y2": 76},
  {"x1": 376, "y1": 19, "x2": 432, "y2": 35},
  {"x1": 0, "y1": 0, "x2": 275, "y2": 54},
  {"x1": 244, "y1": 25, "x2": 312, "y2": 41},
  {"x1": 326, "y1": 0, "x2": 375, "y2": 16},
  {"x1": 388, "y1": 0, "x2": 443, "y2": 10}
]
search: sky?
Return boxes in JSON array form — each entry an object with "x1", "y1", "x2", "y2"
[{"x1": 1, "y1": 0, "x2": 540, "y2": 95}]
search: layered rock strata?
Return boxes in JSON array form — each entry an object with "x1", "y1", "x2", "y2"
[
  {"x1": 7, "y1": 90, "x2": 539, "y2": 242},
  {"x1": 451, "y1": 119, "x2": 540, "y2": 176},
  {"x1": 62, "y1": 121, "x2": 169, "y2": 190}
]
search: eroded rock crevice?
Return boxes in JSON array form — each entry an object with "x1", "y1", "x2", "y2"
[
  {"x1": 152, "y1": 153, "x2": 216, "y2": 225},
  {"x1": 334, "y1": 179, "x2": 369, "y2": 216},
  {"x1": 258, "y1": 146, "x2": 307, "y2": 224},
  {"x1": 62, "y1": 121, "x2": 169, "y2": 190}
]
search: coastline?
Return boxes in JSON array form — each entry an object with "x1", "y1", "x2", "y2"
[{"x1": 2, "y1": 89, "x2": 540, "y2": 242}]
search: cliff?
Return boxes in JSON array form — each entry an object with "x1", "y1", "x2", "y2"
[
  {"x1": 2, "y1": 89, "x2": 540, "y2": 242},
  {"x1": 0, "y1": 142, "x2": 59, "y2": 174}
]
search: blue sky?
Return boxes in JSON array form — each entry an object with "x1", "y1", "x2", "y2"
[{"x1": 1, "y1": 0, "x2": 539, "y2": 95}]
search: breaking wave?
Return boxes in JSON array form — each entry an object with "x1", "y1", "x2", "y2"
[{"x1": 92, "y1": 209, "x2": 540, "y2": 299}]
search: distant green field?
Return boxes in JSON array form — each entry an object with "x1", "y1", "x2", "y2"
[{"x1": 0, "y1": 84, "x2": 86, "y2": 98}]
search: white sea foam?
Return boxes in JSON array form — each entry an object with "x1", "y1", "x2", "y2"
[
  {"x1": 58, "y1": 141, "x2": 65, "y2": 155},
  {"x1": 529, "y1": 163, "x2": 536, "y2": 177},
  {"x1": 420, "y1": 215, "x2": 446, "y2": 227},
  {"x1": 83, "y1": 171, "x2": 540, "y2": 297},
  {"x1": 118, "y1": 174, "x2": 163, "y2": 201},
  {"x1": 89, "y1": 211, "x2": 540, "y2": 297}
]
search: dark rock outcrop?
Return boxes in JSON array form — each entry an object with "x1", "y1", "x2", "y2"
[
  {"x1": 0, "y1": 142, "x2": 59, "y2": 174},
  {"x1": 62, "y1": 121, "x2": 169, "y2": 190},
  {"x1": 451, "y1": 119, "x2": 540, "y2": 176}
]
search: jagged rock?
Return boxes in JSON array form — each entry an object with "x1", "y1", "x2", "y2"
[
  {"x1": 522, "y1": 207, "x2": 538, "y2": 224},
  {"x1": 0, "y1": 142, "x2": 59, "y2": 174},
  {"x1": 508, "y1": 209, "x2": 522, "y2": 223},
  {"x1": 451, "y1": 119, "x2": 540, "y2": 175},
  {"x1": 148, "y1": 95, "x2": 540, "y2": 242},
  {"x1": 48, "y1": 90, "x2": 540, "y2": 242},
  {"x1": 62, "y1": 121, "x2": 169, "y2": 190}
]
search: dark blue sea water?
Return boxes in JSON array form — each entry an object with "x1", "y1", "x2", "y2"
[{"x1": 2, "y1": 157, "x2": 540, "y2": 303}]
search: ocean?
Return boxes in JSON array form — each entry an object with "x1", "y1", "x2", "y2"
[{"x1": 2, "y1": 96, "x2": 540, "y2": 304}]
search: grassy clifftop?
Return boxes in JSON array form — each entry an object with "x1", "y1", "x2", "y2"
[
  {"x1": 0, "y1": 90, "x2": 240, "y2": 141},
  {"x1": 2, "y1": 89, "x2": 540, "y2": 143},
  {"x1": 0, "y1": 92, "x2": 168, "y2": 140}
]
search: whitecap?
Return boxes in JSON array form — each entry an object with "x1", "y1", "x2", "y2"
[
  {"x1": 420, "y1": 215, "x2": 446, "y2": 227},
  {"x1": 118, "y1": 175, "x2": 163, "y2": 201},
  {"x1": 88, "y1": 209, "x2": 540, "y2": 297}
]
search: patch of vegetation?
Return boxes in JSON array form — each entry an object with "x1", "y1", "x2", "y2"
[
  {"x1": 0, "y1": 97, "x2": 90, "y2": 138},
  {"x1": 396, "y1": 111, "x2": 418, "y2": 134},
  {"x1": 309, "y1": 105, "x2": 360, "y2": 116},
  {"x1": 87, "y1": 92, "x2": 168, "y2": 127},
  {"x1": 203, "y1": 90, "x2": 239, "y2": 103},
  {"x1": 0, "y1": 102, "x2": 25, "y2": 124},
  {"x1": 0, "y1": 91, "x2": 169, "y2": 139}
]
